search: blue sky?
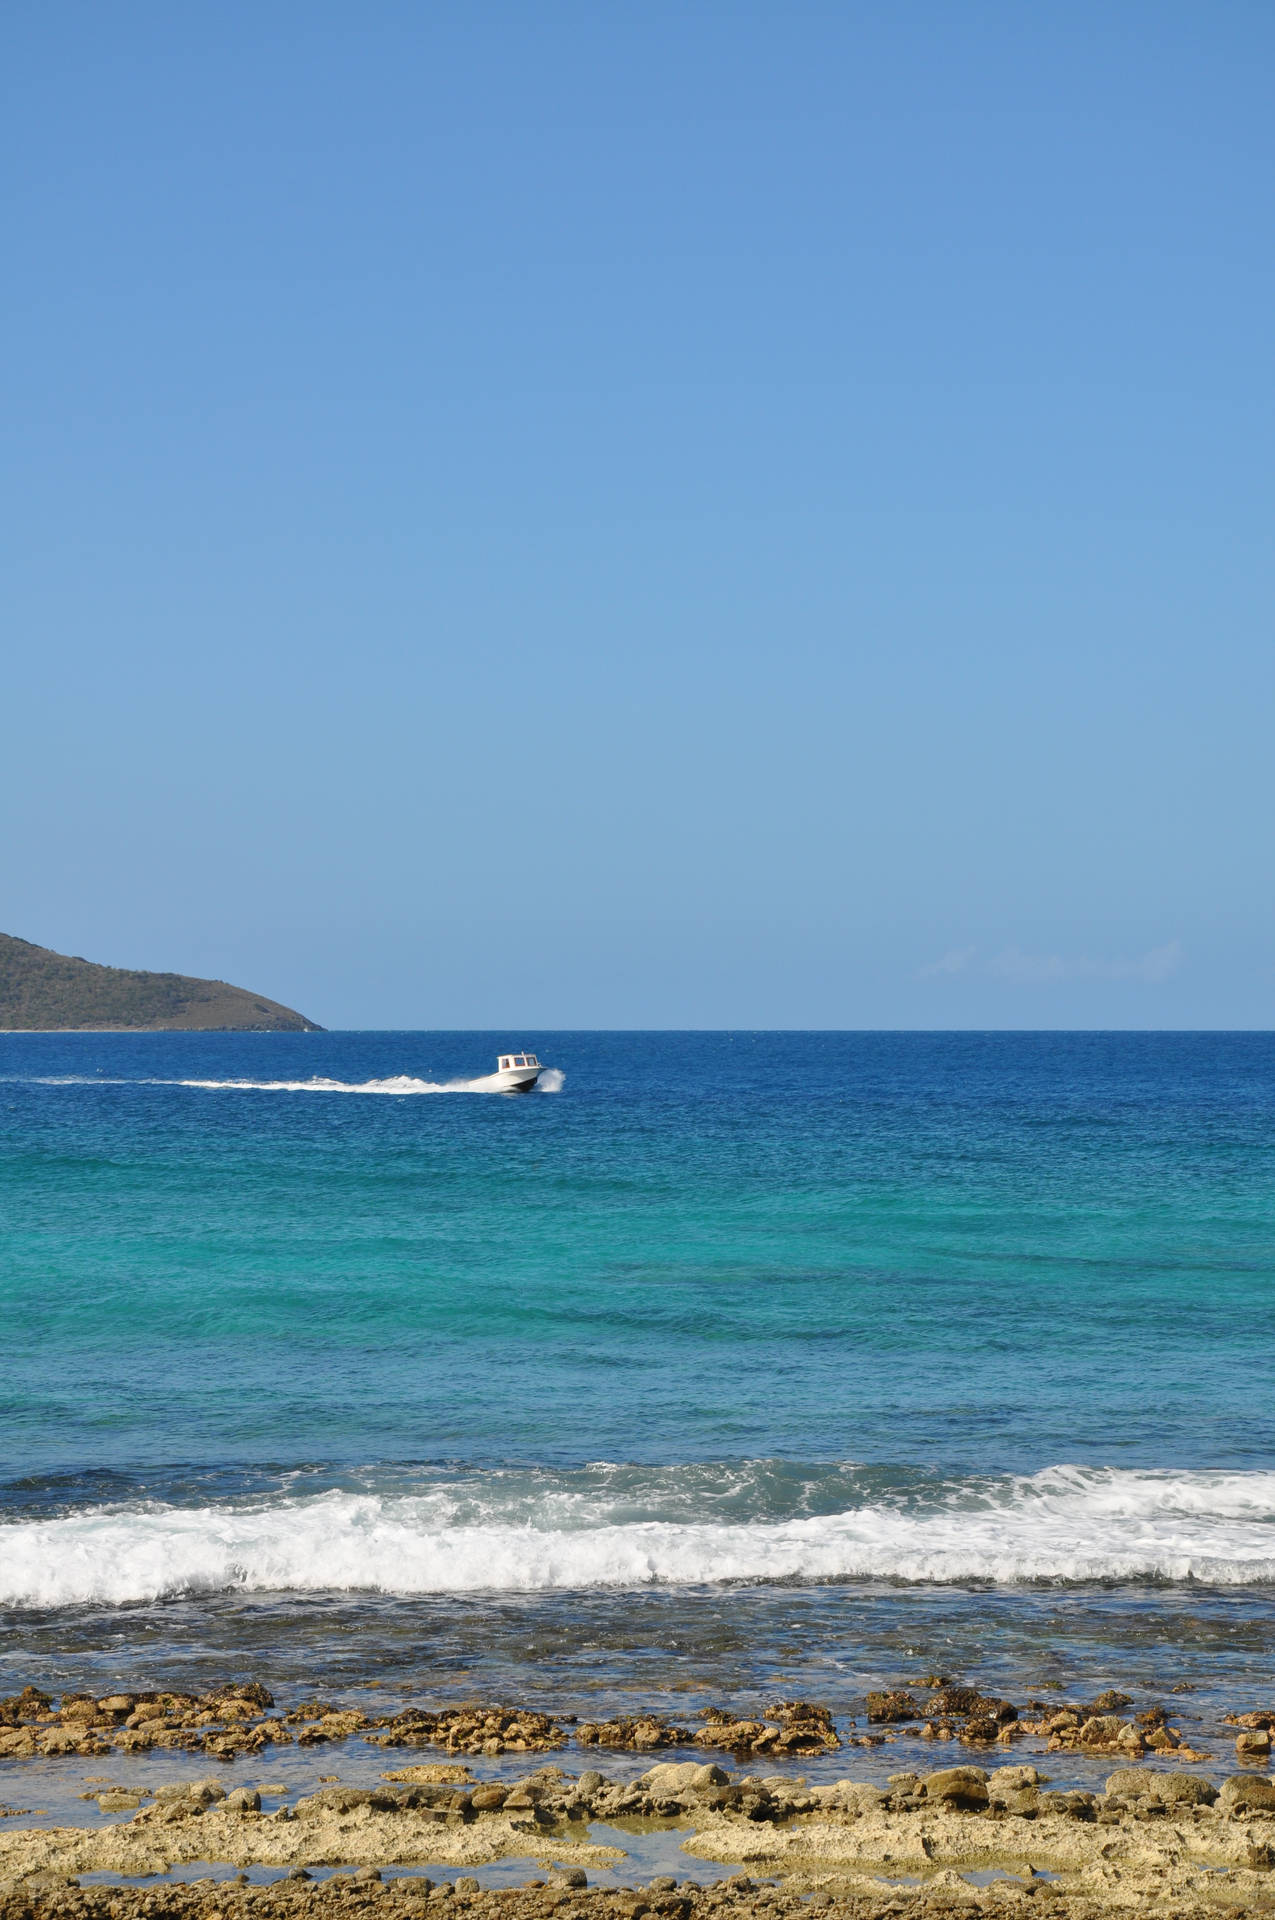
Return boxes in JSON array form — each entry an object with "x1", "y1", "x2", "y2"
[{"x1": 4, "y1": 2, "x2": 1271, "y2": 1027}]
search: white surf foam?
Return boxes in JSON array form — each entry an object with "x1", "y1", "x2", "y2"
[{"x1": 3, "y1": 1467, "x2": 1274, "y2": 1608}]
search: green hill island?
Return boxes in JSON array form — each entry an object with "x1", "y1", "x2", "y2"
[{"x1": 0, "y1": 932, "x2": 321, "y2": 1031}]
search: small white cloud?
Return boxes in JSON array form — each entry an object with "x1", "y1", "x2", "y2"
[
  {"x1": 917, "y1": 945, "x2": 977, "y2": 979},
  {"x1": 990, "y1": 940, "x2": 1183, "y2": 986},
  {"x1": 1105, "y1": 939, "x2": 1182, "y2": 984},
  {"x1": 990, "y1": 948, "x2": 1070, "y2": 984}
]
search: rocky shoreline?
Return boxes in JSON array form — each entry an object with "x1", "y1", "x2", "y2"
[
  {"x1": 2, "y1": 1684, "x2": 1273, "y2": 1916},
  {"x1": 2, "y1": 1756, "x2": 1275, "y2": 1916},
  {"x1": 5, "y1": 1684, "x2": 1270, "y2": 1770}
]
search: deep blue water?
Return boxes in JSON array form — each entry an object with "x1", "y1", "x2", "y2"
[{"x1": 1, "y1": 1030, "x2": 1272, "y2": 1718}]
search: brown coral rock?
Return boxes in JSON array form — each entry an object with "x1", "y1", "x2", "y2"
[
  {"x1": 576, "y1": 1717, "x2": 690, "y2": 1750},
  {"x1": 373, "y1": 1705, "x2": 566, "y2": 1755}
]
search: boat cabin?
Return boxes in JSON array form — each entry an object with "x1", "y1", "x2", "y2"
[{"x1": 498, "y1": 1052, "x2": 540, "y2": 1072}]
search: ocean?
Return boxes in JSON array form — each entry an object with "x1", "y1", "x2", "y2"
[{"x1": 2, "y1": 1029, "x2": 1273, "y2": 1781}]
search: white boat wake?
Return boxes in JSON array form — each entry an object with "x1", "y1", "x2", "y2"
[{"x1": 173, "y1": 1068, "x2": 566, "y2": 1095}]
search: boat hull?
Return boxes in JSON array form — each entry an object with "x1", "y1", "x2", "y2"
[{"x1": 492, "y1": 1069, "x2": 541, "y2": 1094}]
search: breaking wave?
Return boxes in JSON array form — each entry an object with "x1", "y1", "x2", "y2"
[{"x1": 3, "y1": 1465, "x2": 1274, "y2": 1609}]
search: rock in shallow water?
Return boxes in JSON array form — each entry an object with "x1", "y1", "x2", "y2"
[
  {"x1": 920, "y1": 1767, "x2": 990, "y2": 1809},
  {"x1": 1220, "y1": 1773, "x2": 1275, "y2": 1815}
]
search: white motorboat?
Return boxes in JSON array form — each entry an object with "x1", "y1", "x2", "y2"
[{"x1": 492, "y1": 1050, "x2": 544, "y2": 1093}]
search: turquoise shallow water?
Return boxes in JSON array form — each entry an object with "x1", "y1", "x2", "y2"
[{"x1": 1, "y1": 1030, "x2": 1273, "y2": 1713}]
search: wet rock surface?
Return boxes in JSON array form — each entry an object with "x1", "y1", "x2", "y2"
[
  {"x1": 0, "y1": 1700, "x2": 572, "y2": 1769},
  {"x1": 368, "y1": 1714, "x2": 567, "y2": 1759},
  {"x1": 0, "y1": 1681, "x2": 1265, "y2": 1777},
  {"x1": 690, "y1": 1710, "x2": 838, "y2": 1760},
  {"x1": 576, "y1": 1724, "x2": 691, "y2": 1754}
]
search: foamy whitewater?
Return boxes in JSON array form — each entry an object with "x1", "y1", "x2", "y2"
[
  {"x1": 3, "y1": 1030, "x2": 1273, "y2": 1707},
  {"x1": 4, "y1": 1468, "x2": 1275, "y2": 1610}
]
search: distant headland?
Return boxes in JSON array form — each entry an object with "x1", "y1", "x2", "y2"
[{"x1": 0, "y1": 932, "x2": 322, "y2": 1032}]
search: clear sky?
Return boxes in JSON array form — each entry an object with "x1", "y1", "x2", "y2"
[{"x1": 4, "y1": 2, "x2": 1272, "y2": 1028}]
